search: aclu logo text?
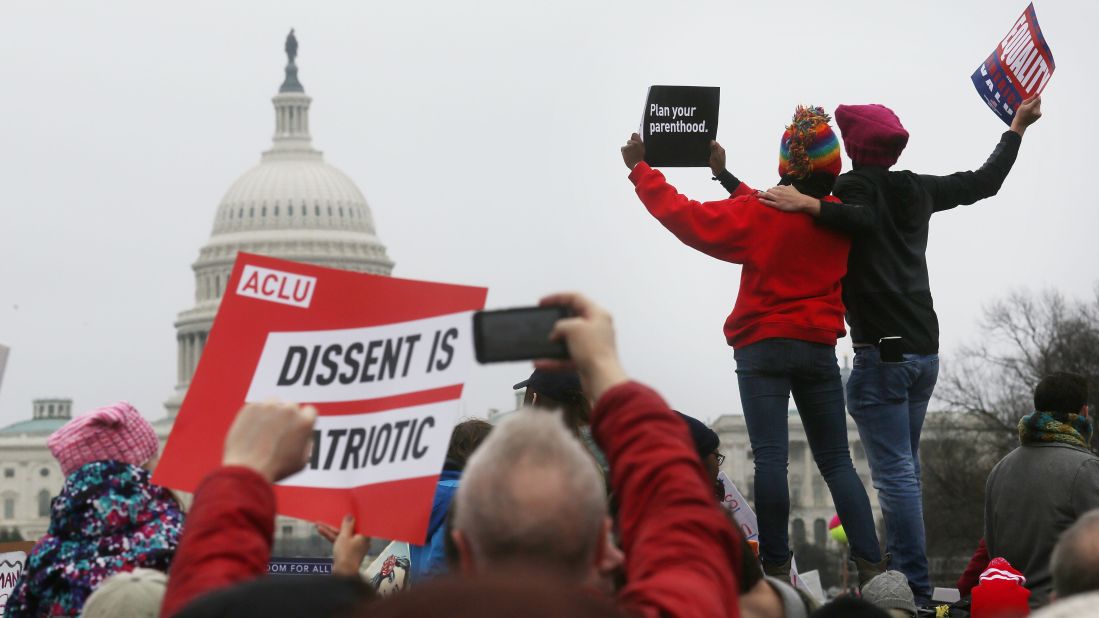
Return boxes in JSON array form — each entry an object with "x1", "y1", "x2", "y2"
[{"x1": 236, "y1": 265, "x2": 317, "y2": 308}]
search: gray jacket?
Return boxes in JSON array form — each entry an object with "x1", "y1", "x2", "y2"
[{"x1": 985, "y1": 442, "x2": 1099, "y2": 606}]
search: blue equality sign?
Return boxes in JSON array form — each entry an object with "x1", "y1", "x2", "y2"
[
  {"x1": 971, "y1": 3, "x2": 1055, "y2": 125},
  {"x1": 267, "y1": 557, "x2": 334, "y2": 576}
]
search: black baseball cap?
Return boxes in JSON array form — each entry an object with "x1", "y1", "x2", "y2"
[{"x1": 512, "y1": 369, "x2": 583, "y2": 401}]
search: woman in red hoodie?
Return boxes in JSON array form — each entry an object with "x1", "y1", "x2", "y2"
[{"x1": 621, "y1": 106, "x2": 885, "y2": 585}]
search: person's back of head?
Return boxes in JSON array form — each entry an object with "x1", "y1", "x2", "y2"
[
  {"x1": 173, "y1": 575, "x2": 371, "y2": 618},
  {"x1": 778, "y1": 106, "x2": 842, "y2": 199},
  {"x1": 833, "y1": 104, "x2": 909, "y2": 170},
  {"x1": 358, "y1": 572, "x2": 626, "y2": 618},
  {"x1": 517, "y1": 370, "x2": 591, "y2": 433},
  {"x1": 47, "y1": 401, "x2": 160, "y2": 476},
  {"x1": 445, "y1": 418, "x2": 493, "y2": 470},
  {"x1": 451, "y1": 409, "x2": 606, "y2": 581},
  {"x1": 1034, "y1": 372, "x2": 1089, "y2": 420},
  {"x1": 1051, "y1": 509, "x2": 1099, "y2": 600},
  {"x1": 861, "y1": 571, "x2": 917, "y2": 617},
  {"x1": 82, "y1": 568, "x2": 167, "y2": 618}
]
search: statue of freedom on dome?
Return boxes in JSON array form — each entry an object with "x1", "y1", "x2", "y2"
[{"x1": 285, "y1": 29, "x2": 298, "y2": 65}]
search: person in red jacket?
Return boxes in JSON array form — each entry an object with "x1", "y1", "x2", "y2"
[
  {"x1": 160, "y1": 292, "x2": 741, "y2": 618},
  {"x1": 621, "y1": 106, "x2": 885, "y2": 585}
]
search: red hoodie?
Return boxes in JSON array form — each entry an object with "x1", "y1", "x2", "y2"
[{"x1": 629, "y1": 162, "x2": 849, "y2": 349}]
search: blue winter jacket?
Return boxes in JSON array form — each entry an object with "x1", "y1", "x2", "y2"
[{"x1": 408, "y1": 469, "x2": 461, "y2": 582}]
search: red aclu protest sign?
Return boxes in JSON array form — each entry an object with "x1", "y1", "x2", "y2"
[
  {"x1": 971, "y1": 3, "x2": 1055, "y2": 125},
  {"x1": 153, "y1": 253, "x2": 487, "y2": 543}
]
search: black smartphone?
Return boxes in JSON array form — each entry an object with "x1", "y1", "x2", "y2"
[
  {"x1": 879, "y1": 336, "x2": 904, "y2": 363},
  {"x1": 473, "y1": 306, "x2": 570, "y2": 363}
]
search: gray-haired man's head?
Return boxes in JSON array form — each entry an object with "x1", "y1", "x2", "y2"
[
  {"x1": 451, "y1": 409, "x2": 609, "y2": 581},
  {"x1": 1052, "y1": 509, "x2": 1099, "y2": 600}
]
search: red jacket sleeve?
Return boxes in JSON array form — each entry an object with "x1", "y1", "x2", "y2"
[
  {"x1": 594, "y1": 381, "x2": 740, "y2": 618},
  {"x1": 957, "y1": 537, "x2": 990, "y2": 597},
  {"x1": 161, "y1": 466, "x2": 276, "y2": 617},
  {"x1": 629, "y1": 162, "x2": 756, "y2": 265}
]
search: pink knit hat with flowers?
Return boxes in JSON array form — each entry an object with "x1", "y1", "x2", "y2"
[
  {"x1": 834, "y1": 104, "x2": 910, "y2": 168},
  {"x1": 47, "y1": 401, "x2": 159, "y2": 476}
]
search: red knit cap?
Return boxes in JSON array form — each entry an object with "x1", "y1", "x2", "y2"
[
  {"x1": 834, "y1": 104, "x2": 909, "y2": 168},
  {"x1": 971, "y1": 557, "x2": 1031, "y2": 618},
  {"x1": 47, "y1": 401, "x2": 159, "y2": 476}
]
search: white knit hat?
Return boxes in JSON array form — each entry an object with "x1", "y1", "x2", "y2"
[{"x1": 81, "y1": 568, "x2": 167, "y2": 618}]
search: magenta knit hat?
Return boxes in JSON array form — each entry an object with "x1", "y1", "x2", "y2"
[
  {"x1": 47, "y1": 401, "x2": 159, "y2": 476},
  {"x1": 834, "y1": 104, "x2": 909, "y2": 168}
]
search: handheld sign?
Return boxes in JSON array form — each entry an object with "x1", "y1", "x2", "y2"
[
  {"x1": 153, "y1": 254, "x2": 487, "y2": 544},
  {"x1": 716, "y1": 473, "x2": 808, "y2": 592},
  {"x1": 363, "y1": 542, "x2": 411, "y2": 596},
  {"x1": 971, "y1": 3, "x2": 1054, "y2": 125},
  {"x1": 0, "y1": 543, "x2": 33, "y2": 614},
  {"x1": 641, "y1": 85, "x2": 719, "y2": 167},
  {"x1": 718, "y1": 471, "x2": 758, "y2": 543}
]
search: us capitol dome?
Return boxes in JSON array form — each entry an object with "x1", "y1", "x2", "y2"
[
  {"x1": 0, "y1": 31, "x2": 395, "y2": 544},
  {"x1": 164, "y1": 29, "x2": 394, "y2": 416}
]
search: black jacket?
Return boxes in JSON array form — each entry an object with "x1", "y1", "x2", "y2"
[{"x1": 817, "y1": 130, "x2": 1022, "y2": 353}]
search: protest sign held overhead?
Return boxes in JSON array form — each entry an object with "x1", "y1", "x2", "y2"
[
  {"x1": 971, "y1": 3, "x2": 1054, "y2": 125},
  {"x1": 153, "y1": 253, "x2": 487, "y2": 544},
  {"x1": 641, "y1": 85, "x2": 719, "y2": 167}
]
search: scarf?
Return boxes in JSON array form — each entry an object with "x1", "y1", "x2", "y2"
[{"x1": 1018, "y1": 411, "x2": 1093, "y2": 449}]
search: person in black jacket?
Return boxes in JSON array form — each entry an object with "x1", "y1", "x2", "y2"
[{"x1": 755, "y1": 96, "x2": 1043, "y2": 603}]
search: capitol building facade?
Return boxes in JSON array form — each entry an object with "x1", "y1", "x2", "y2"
[{"x1": 0, "y1": 33, "x2": 393, "y2": 547}]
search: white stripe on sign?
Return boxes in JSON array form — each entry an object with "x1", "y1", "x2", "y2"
[
  {"x1": 246, "y1": 311, "x2": 474, "y2": 403},
  {"x1": 278, "y1": 399, "x2": 459, "y2": 489}
]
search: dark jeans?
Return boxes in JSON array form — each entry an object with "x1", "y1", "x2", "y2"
[
  {"x1": 847, "y1": 346, "x2": 939, "y2": 601},
  {"x1": 734, "y1": 338, "x2": 881, "y2": 567}
]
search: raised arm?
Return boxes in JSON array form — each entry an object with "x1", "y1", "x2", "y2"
[
  {"x1": 709, "y1": 140, "x2": 755, "y2": 197},
  {"x1": 537, "y1": 293, "x2": 741, "y2": 618},
  {"x1": 161, "y1": 402, "x2": 317, "y2": 617},
  {"x1": 923, "y1": 96, "x2": 1041, "y2": 212},
  {"x1": 621, "y1": 134, "x2": 757, "y2": 264}
]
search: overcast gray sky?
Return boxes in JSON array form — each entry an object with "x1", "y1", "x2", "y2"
[{"x1": 1, "y1": 0, "x2": 1096, "y2": 429}]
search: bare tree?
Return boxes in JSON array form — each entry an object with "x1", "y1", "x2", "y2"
[
  {"x1": 936, "y1": 286, "x2": 1099, "y2": 446},
  {"x1": 921, "y1": 285, "x2": 1099, "y2": 578}
]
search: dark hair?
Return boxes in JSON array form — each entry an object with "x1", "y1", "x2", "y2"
[
  {"x1": 446, "y1": 419, "x2": 493, "y2": 470},
  {"x1": 1034, "y1": 372, "x2": 1089, "y2": 417},
  {"x1": 524, "y1": 390, "x2": 592, "y2": 435},
  {"x1": 781, "y1": 171, "x2": 836, "y2": 199}
]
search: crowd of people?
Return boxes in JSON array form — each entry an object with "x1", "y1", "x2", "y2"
[{"x1": 5, "y1": 94, "x2": 1097, "y2": 618}]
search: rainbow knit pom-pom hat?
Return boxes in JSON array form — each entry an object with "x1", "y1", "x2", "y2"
[{"x1": 778, "y1": 106, "x2": 842, "y2": 180}]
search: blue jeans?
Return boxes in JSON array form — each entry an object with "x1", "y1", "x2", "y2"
[
  {"x1": 735, "y1": 338, "x2": 882, "y2": 567},
  {"x1": 847, "y1": 346, "x2": 939, "y2": 601}
]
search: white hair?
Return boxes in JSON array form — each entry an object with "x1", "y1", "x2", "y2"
[{"x1": 453, "y1": 409, "x2": 606, "y2": 576}]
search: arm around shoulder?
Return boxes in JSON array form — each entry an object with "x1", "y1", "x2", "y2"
[{"x1": 818, "y1": 174, "x2": 878, "y2": 234}]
